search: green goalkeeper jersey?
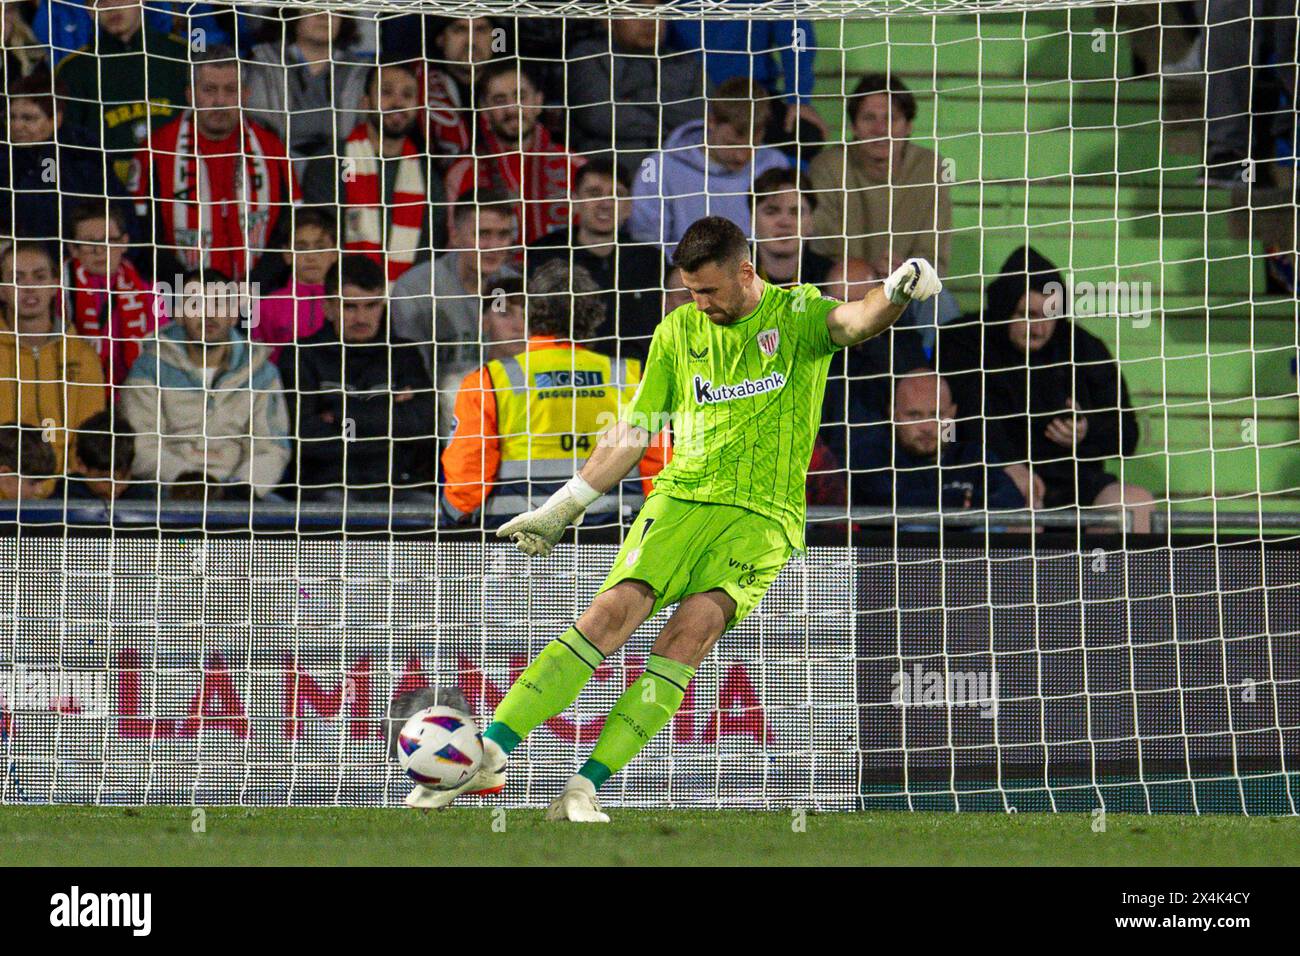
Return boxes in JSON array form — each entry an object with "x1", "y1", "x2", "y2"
[{"x1": 623, "y1": 281, "x2": 843, "y2": 550}]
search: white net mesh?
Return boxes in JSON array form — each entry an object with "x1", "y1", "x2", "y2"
[{"x1": 0, "y1": 0, "x2": 1297, "y2": 812}]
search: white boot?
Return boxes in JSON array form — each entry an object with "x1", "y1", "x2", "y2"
[
  {"x1": 545, "y1": 774, "x2": 611, "y2": 823},
  {"x1": 405, "y1": 736, "x2": 508, "y2": 810}
]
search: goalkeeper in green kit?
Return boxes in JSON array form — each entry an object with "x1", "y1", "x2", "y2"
[{"x1": 408, "y1": 216, "x2": 942, "y2": 820}]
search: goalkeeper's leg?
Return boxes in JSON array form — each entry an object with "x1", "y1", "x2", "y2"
[
  {"x1": 485, "y1": 580, "x2": 656, "y2": 748},
  {"x1": 410, "y1": 580, "x2": 656, "y2": 809},
  {"x1": 547, "y1": 589, "x2": 733, "y2": 823}
]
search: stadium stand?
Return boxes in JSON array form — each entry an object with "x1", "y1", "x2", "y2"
[
  {"x1": 0, "y1": 2, "x2": 1287, "y2": 534},
  {"x1": 818, "y1": 11, "x2": 1296, "y2": 525}
]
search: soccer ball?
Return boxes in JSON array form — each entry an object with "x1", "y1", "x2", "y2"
[{"x1": 396, "y1": 706, "x2": 484, "y2": 790}]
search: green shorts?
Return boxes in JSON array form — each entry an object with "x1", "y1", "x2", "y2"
[{"x1": 596, "y1": 493, "x2": 794, "y2": 629}]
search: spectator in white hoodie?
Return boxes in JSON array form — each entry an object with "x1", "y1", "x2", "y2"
[{"x1": 121, "y1": 269, "x2": 291, "y2": 502}]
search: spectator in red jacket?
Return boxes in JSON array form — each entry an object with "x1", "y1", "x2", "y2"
[
  {"x1": 133, "y1": 46, "x2": 299, "y2": 281},
  {"x1": 445, "y1": 58, "x2": 581, "y2": 244}
]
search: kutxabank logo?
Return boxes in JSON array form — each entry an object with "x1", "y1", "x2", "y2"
[{"x1": 692, "y1": 371, "x2": 786, "y2": 405}]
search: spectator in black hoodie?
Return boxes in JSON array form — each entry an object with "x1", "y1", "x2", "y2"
[
  {"x1": 278, "y1": 255, "x2": 436, "y2": 502},
  {"x1": 0, "y1": 71, "x2": 136, "y2": 241},
  {"x1": 934, "y1": 246, "x2": 1155, "y2": 532}
]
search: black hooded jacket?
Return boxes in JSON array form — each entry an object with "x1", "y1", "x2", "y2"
[
  {"x1": 0, "y1": 125, "x2": 136, "y2": 240},
  {"x1": 277, "y1": 317, "x2": 436, "y2": 492},
  {"x1": 934, "y1": 246, "x2": 1139, "y2": 490}
]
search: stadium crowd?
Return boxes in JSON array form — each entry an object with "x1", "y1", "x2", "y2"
[{"x1": 0, "y1": 1, "x2": 1155, "y2": 531}]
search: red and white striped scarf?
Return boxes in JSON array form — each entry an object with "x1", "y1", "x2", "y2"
[
  {"x1": 159, "y1": 112, "x2": 277, "y2": 278},
  {"x1": 68, "y1": 257, "x2": 157, "y2": 391},
  {"x1": 342, "y1": 122, "x2": 426, "y2": 281},
  {"x1": 445, "y1": 117, "x2": 578, "y2": 245},
  {"x1": 422, "y1": 66, "x2": 472, "y2": 156}
]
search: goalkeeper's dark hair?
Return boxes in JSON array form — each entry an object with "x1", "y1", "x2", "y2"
[
  {"x1": 671, "y1": 216, "x2": 750, "y2": 273},
  {"x1": 324, "y1": 254, "x2": 386, "y2": 296},
  {"x1": 847, "y1": 72, "x2": 916, "y2": 126},
  {"x1": 527, "y1": 260, "x2": 605, "y2": 340},
  {"x1": 73, "y1": 409, "x2": 136, "y2": 476},
  {"x1": 0, "y1": 425, "x2": 55, "y2": 479}
]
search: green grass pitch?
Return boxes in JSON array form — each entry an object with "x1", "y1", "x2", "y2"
[{"x1": 3, "y1": 806, "x2": 1300, "y2": 866}]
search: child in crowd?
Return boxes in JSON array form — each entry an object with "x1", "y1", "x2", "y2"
[
  {"x1": 65, "y1": 203, "x2": 159, "y2": 393},
  {"x1": 0, "y1": 425, "x2": 54, "y2": 501},
  {"x1": 58, "y1": 409, "x2": 155, "y2": 503},
  {"x1": 251, "y1": 207, "x2": 339, "y2": 363}
]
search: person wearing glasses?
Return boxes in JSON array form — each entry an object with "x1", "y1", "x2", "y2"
[{"x1": 64, "y1": 203, "x2": 160, "y2": 395}]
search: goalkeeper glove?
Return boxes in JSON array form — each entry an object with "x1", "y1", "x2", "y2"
[
  {"x1": 496, "y1": 474, "x2": 602, "y2": 558},
  {"x1": 884, "y1": 258, "x2": 943, "y2": 306}
]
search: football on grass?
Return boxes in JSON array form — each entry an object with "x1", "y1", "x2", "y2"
[{"x1": 396, "y1": 706, "x2": 484, "y2": 790}]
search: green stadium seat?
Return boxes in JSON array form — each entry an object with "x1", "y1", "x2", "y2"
[{"x1": 812, "y1": 13, "x2": 1300, "y2": 518}]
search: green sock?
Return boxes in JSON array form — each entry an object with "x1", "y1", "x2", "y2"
[
  {"x1": 484, "y1": 626, "x2": 604, "y2": 754},
  {"x1": 579, "y1": 654, "x2": 696, "y2": 789}
]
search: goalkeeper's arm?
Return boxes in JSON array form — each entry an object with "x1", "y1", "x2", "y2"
[
  {"x1": 496, "y1": 420, "x2": 651, "y2": 556},
  {"x1": 826, "y1": 258, "x2": 943, "y2": 348}
]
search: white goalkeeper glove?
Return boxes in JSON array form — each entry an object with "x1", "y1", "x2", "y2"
[
  {"x1": 496, "y1": 475, "x2": 602, "y2": 558},
  {"x1": 883, "y1": 258, "x2": 943, "y2": 306}
]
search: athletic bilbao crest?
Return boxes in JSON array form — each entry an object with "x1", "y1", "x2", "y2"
[{"x1": 757, "y1": 328, "x2": 780, "y2": 357}]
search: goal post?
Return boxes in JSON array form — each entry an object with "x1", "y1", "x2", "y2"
[{"x1": 1, "y1": 0, "x2": 1298, "y2": 814}]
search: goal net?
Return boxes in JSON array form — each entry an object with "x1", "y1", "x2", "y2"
[{"x1": 1, "y1": 0, "x2": 1298, "y2": 814}]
